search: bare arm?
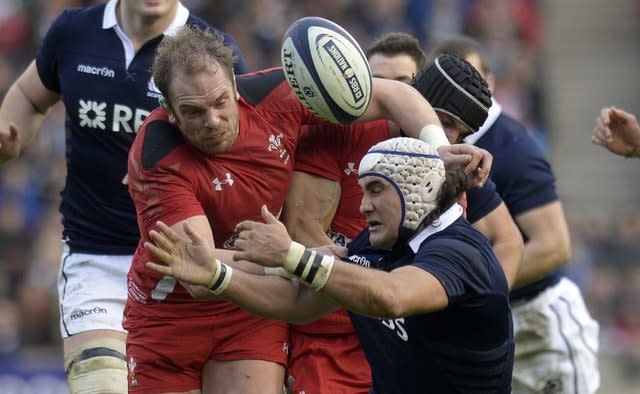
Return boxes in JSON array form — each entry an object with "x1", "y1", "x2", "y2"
[
  {"x1": 281, "y1": 171, "x2": 340, "y2": 247},
  {"x1": 166, "y1": 215, "x2": 266, "y2": 299},
  {"x1": 512, "y1": 201, "x2": 571, "y2": 289},
  {"x1": 146, "y1": 206, "x2": 450, "y2": 320},
  {"x1": 234, "y1": 206, "x2": 449, "y2": 318},
  {"x1": 0, "y1": 61, "x2": 60, "y2": 162},
  {"x1": 358, "y1": 77, "x2": 448, "y2": 147},
  {"x1": 472, "y1": 202, "x2": 524, "y2": 288},
  {"x1": 146, "y1": 219, "x2": 340, "y2": 323}
]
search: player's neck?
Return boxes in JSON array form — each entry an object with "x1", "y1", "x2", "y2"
[{"x1": 117, "y1": 4, "x2": 177, "y2": 51}]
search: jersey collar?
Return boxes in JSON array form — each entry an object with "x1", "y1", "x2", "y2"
[
  {"x1": 102, "y1": 0, "x2": 190, "y2": 34},
  {"x1": 464, "y1": 98, "x2": 502, "y2": 145},
  {"x1": 408, "y1": 203, "x2": 463, "y2": 253}
]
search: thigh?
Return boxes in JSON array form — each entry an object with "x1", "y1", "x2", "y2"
[
  {"x1": 57, "y1": 247, "x2": 130, "y2": 337},
  {"x1": 124, "y1": 302, "x2": 214, "y2": 393},
  {"x1": 210, "y1": 307, "x2": 289, "y2": 365},
  {"x1": 288, "y1": 329, "x2": 371, "y2": 394},
  {"x1": 202, "y1": 359, "x2": 285, "y2": 394}
]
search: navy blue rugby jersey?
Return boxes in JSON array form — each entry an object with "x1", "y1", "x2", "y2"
[
  {"x1": 346, "y1": 217, "x2": 514, "y2": 394},
  {"x1": 470, "y1": 112, "x2": 562, "y2": 301},
  {"x1": 36, "y1": 1, "x2": 247, "y2": 254},
  {"x1": 466, "y1": 178, "x2": 502, "y2": 224}
]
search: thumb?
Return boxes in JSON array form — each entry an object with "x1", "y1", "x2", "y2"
[{"x1": 261, "y1": 204, "x2": 279, "y2": 224}]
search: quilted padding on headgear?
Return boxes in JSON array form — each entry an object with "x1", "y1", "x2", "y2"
[
  {"x1": 412, "y1": 54, "x2": 491, "y2": 132},
  {"x1": 358, "y1": 137, "x2": 445, "y2": 231}
]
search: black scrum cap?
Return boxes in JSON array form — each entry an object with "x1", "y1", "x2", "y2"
[{"x1": 412, "y1": 54, "x2": 492, "y2": 132}]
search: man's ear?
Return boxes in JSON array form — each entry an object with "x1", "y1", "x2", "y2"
[
  {"x1": 233, "y1": 74, "x2": 240, "y2": 101},
  {"x1": 159, "y1": 97, "x2": 176, "y2": 123}
]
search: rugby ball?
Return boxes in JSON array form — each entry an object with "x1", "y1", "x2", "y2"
[{"x1": 281, "y1": 16, "x2": 372, "y2": 124}]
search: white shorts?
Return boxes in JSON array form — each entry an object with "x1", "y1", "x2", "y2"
[
  {"x1": 57, "y1": 245, "x2": 130, "y2": 338},
  {"x1": 512, "y1": 277, "x2": 600, "y2": 394}
]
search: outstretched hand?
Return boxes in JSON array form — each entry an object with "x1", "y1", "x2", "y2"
[
  {"x1": 592, "y1": 107, "x2": 640, "y2": 157},
  {"x1": 0, "y1": 123, "x2": 21, "y2": 163},
  {"x1": 233, "y1": 205, "x2": 293, "y2": 267},
  {"x1": 438, "y1": 143, "x2": 493, "y2": 187},
  {"x1": 145, "y1": 221, "x2": 218, "y2": 288}
]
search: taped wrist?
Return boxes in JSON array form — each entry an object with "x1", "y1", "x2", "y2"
[
  {"x1": 207, "y1": 259, "x2": 233, "y2": 295},
  {"x1": 283, "y1": 242, "x2": 334, "y2": 290},
  {"x1": 418, "y1": 124, "x2": 450, "y2": 148}
]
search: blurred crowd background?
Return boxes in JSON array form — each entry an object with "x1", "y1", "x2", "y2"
[{"x1": 0, "y1": 0, "x2": 638, "y2": 392}]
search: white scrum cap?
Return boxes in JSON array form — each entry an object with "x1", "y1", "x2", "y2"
[{"x1": 358, "y1": 137, "x2": 446, "y2": 230}]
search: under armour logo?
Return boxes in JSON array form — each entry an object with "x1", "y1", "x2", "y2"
[
  {"x1": 344, "y1": 162, "x2": 359, "y2": 176},
  {"x1": 213, "y1": 173, "x2": 234, "y2": 191},
  {"x1": 282, "y1": 341, "x2": 289, "y2": 355},
  {"x1": 268, "y1": 133, "x2": 290, "y2": 164}
]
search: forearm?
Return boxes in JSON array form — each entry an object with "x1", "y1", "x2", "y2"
[
  {"x1": 512, "y1": 238, "x2": 571, "y2": 289},
  {"x1": 490, "y1": 239, "x2": 523, "y2": 289},
  {"x1": 362, "y1": 79, "x2": 448, "y2": 147},
  {"x1": 319, "y1": 262, "x2": 401, "y2": 318},
  {"x1": 221, "y1": 268, "x2": 336, "y2": 323},
  {"x1": 0, "y1": 63, "x2": 58, "y2": 160}
]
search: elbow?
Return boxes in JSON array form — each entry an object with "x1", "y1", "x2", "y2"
[{"x1": 367, "y1": 287, "x2": 406, "y2": 319}]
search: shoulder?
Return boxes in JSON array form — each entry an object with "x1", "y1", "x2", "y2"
[
  {"x1": 135, "y1": 109, "x2": 185, "y2": 170},
  {"x1": 236, "y1": 68, "x2": 289, "y2": 107},
  {"x1": 46, "y1": 5, "x2": 104, "y2": 35}
]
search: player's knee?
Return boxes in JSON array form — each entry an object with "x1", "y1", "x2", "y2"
[{"x1": 64, "y1": 338, "x2": 128, "y2": 394}]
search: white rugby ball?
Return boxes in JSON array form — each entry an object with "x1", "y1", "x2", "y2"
[{"x1": 281, "y1": 16, "x2": 372, "y2": 124}]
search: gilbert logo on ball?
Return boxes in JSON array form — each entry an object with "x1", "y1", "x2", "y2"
[{"x1": 281, "y1": 16, "x2": 372, "y2": 124}]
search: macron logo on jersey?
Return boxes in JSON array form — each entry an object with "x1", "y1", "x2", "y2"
[
  {"x1": 347, "y1": 254, "x2": 371, "y2": 268},
  {"x1": 77, "y1": 64, "x2": 115, "y2": 78}
]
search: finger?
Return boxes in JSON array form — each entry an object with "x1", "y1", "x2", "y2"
[
  {"x1": 591, "y1": 131, "x2": 607, "y2": 146},
  {"x1": 463, "y1": 151, "x2": 482, "y2": 175},
  {"x1": 183, "y1": 221, "x2": 205, "y2": 245},
  {"x1": 144, "y1": 241, "x2": 173, "y2": 265},
  {"x1": 599, "y1": 107, "x2": 612, "y2": 125},
  {"x1": 149, "y1": 229, "x2": 176, "y2": 255},
  {"x1": 235, "y1": 220, "x2": 255, "y2": 233},
  {"x1": 261, "y1": 204, "x2": 279, "y2": 224},
  {"x1": 156, "y1": 221, "x2": 182, "y2": 244},
  {"x1": 233, "y1": 238, "x2": 247, "y2": 252},
  {"x1": 9, "y1": 124, "x2": 20, "y2": 143},
  {"x1": 146, "y1": 261, "x2": 172, "y2": 276},
  {"x1": 232, "y1": 250, "x2": 247, "y2": 261}
]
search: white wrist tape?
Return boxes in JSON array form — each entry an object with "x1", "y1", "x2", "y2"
[
  {"x1": 207, "y1": 259, "x2": 233, "y2": 295},
  {"x1": 309, "y1": 254, "x2": 334, "y2": 291},
  {"x1": 283, "y1": 241, "x2": 306, "y2": 272},
  {"x1": 283, "y1": 242, "x2": 335, "y2": 291},
  {"x1": 418, "y1": 124, "x2": 450, "y2": 148}
]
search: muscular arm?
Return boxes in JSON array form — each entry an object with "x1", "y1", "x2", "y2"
[
  {"x1": 282, "y1": 171, "x2": 340, "y2": 247},
  {"x1": 168, "y1": 215, "x2": 267, "y2": 299},
  {"x1": 472, "y1": 202, "x2": 524, "y2": 288},
  {"x1": 0, "y1": 61, "x2": 60, "y2": 162},
  {"x1": 512, "y1": 201, "x2": 571, "y2": 289},
  {"x1": 358, "y1": 77, "x2": 445, "y2": 144}
]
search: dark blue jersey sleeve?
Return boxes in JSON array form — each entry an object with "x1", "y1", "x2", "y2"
[
  {"x1": 37, "y1": 8, "x2": 81, "y2": 93},
  {"x1": 466, "y1": 179, "x2": 503, "y2": 224},
  {"x1": 481, "y1": 115, "x2": 558, "y2": 216}
]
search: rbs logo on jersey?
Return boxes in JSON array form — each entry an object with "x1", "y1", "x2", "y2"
[{"x1": 78, "y1": 99, "x2": 149, "y2": 133}]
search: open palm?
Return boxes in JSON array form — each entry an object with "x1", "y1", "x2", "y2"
[{"x1": 145, "y1": 221, "x2": 218, "y2": 288}]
